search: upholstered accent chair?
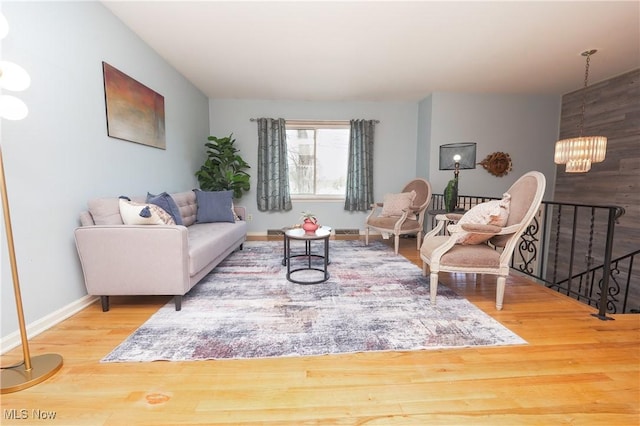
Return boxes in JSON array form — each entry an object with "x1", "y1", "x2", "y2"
[
  {"x1": 365, "y1": 178, "x2": 432, "y2": 255},
  {"x1": 420, "y1": 171, "x2": 546, "y2": 310}
]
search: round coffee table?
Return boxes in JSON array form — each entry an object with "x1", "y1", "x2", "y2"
[{"x1": 283, "y1": 227, "x2": 331, "y2": 284}]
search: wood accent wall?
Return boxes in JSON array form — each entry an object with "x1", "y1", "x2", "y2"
[{"x1": 552, "y1": 68, "x2": 639, "y2": 310}]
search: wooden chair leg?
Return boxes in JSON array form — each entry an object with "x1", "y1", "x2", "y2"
[
  {"x1": 430, "y1": 272, "x2": 439, "y2": 304},
  {"x1": 416, "y1": 231, "x2": 423, "y2": 250},
  {"x1": 365, "y1": 227, "x2": 369, "y2": 246},
  {"x1": 394, "y1": 235, "x2": 399, "y2": 255},
  {"x1": 496, "y1": 276, "x2": 506, "y2": 310}
]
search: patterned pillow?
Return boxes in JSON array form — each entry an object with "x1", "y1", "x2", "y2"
[
  {"x1": 449, "y1": 193, "x2": 511, "y2": 245},
  {"x1": 119, "y1": 198, "x2": 176, "y2": 225},
  {"x1": 380, "y1": 190, "x2": 417, "y2": 217}
]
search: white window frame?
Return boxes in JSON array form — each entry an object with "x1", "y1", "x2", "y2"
[{"x1": 285, "y1": 120, "x2": 350, "y2": 201}]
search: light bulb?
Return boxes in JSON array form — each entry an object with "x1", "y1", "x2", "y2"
[
  {"x1": 0, "y1": 95, "x2": 28, "y2": 120},
  {"x1": 0, "y1": 61, "x2": 31, "y2": 91},
  {"x1": 0, "y1": 13, "x2": 8, "y2": 40},
  {"x1": 453, "y1": 154, "x2": 461, "y2": 162}
]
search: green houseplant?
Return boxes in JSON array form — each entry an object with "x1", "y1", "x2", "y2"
[
  {"x1": 443, "y1": 177, "x2": 458, "y2": 213},
  {"x1": 195, "y1": 134, "x2": 251, "y2": 199}
]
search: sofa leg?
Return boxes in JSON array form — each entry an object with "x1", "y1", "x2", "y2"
[
  {"x1": 100, "y1": 296, "x2": 110, "y2": 312},
  {"x1": 174, "y1": 295, "x2": 182, "y2": 311}
]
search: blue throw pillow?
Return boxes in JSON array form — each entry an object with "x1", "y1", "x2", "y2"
[
  {"x1": 194, "y1": 190, "x2": 235, "y2": 223},
  {"x1": 146, "y1": 192, "x2": 184, "y2": 225}
]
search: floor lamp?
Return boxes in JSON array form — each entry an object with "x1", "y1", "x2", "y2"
[{"x1": 0, "y1": 12, "x2": 63, "y2": 394}]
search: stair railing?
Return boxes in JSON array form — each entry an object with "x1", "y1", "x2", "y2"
[{"x1": 428, "y1": 194, "x2": 632, "y2": 317}]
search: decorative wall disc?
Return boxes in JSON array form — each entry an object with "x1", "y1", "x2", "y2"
[{"x1": 479, "y1": 152, "x2": 513, "y2": 177}]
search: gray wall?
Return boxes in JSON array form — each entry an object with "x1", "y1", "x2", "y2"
[
  {"x1": 208, "y1": 99, "x2": 419, "y2": 233},
  {"x1": 1, "y1": 2, "x2": 209, "y2": 339},
  {"x1": 424, "y1": 93, "x2": 560, "y2": 200},
  {"x1": 211, "y1": 94, "x2": 560, "y2": 235}
]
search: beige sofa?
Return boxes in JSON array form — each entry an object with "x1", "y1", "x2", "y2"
[{"x1": 74, "y1": 190, "x2": 247, "y2": 311}]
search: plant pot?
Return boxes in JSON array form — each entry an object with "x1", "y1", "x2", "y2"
[{"x1": 302, "y1": 221, "x2": 319, "y2": 233}]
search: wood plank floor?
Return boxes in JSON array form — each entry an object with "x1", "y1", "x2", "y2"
[{"x1": 1, "y1": 236, "x2": 638, "y2": 425}]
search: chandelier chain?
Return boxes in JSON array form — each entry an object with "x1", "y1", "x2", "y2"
[{"x1": 578, "y1": 51, "x2": 593, "y2": 137}]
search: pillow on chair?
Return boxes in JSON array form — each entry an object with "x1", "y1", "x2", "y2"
[
  {"x1": 449, "y1": 193, "x2": 511, "y2": 244},
  {"x1": 380, "y1": 190, "x2": 416, "y2": 217}
]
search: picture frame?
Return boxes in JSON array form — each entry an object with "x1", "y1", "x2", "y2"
[{"x1": 102, "y1": 62, "x2": 166, "y2": 149}]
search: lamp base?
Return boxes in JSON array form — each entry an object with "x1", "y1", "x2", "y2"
[{"x1": 1, "y1": 353, "x2": 63, "y2": 394}]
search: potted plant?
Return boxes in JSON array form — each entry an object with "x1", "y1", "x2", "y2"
[
  {"x1": 300, "y1": 211, "x2": 319, "y2": 233},
  {"x1": 443, "y1": 178, "x2": 458, "y2": 213},
  {"x1": 195, "y1": 134, "x2": 251, "y2": 199}
]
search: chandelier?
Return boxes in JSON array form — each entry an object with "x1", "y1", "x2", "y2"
[{"x1": 554, "y1": 50, "x2": 607, "y2": 173}]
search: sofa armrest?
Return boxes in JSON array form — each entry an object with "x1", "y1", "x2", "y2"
[{"x1": 74, "y1": 225, "x2": 191, "y2": 297}]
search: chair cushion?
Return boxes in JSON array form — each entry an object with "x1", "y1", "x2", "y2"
[
  {"x1": 421, "y1": 237, "x2": 501, "y2": 269},
  {"x1": 449, "y1": 193, "x2": 511, "y2": 245},
  {"x1": 367, "y1": 216, "x2": 420, "y2": 231},
  {"x1": 381, "y1": 190, "x2": 416, "y2": 217}
]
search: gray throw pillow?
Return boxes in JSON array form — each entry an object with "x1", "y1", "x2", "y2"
[
  {"x1": 194, "y1": 190, "x2": 235, "y2": 223},
  {"x1": 146, "y1": 192, "x2": 184, "y2": 225}
]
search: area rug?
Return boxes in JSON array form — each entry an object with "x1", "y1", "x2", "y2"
[{"x1": 102, "y1": 240, "x2": 526, "y2": 362}]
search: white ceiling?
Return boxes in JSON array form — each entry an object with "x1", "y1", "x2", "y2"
[{"x1": 102, "y1": 1, "x2": 640, "y2": 102}]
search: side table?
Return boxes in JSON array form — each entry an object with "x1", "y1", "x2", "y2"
[{"x1": 283, "y1": 227, "x2": 331, "y2": 285}]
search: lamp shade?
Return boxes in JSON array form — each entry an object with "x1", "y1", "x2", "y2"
[
  {"x1": 554, "y1": 136, "x2": 607, "y2": 173},
  {"x1": 439, "y1": 143, "x2": 477, "y2": 170}
]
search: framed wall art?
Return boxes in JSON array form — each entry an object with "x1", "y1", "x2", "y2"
[{"x1": 102, "y1": 62, "x2": 166, "y2": 149}]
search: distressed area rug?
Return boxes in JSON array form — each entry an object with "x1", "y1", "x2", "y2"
[{"x1": 102, "y1": 240, "x2": 526, "y2": 362}]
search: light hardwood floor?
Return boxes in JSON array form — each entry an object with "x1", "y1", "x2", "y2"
[{"x1": 1, "y1": 236, "x2": 638, "y2": 425}]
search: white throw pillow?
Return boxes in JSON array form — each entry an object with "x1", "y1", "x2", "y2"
[
  {"x1": 119, "y1": 198, "x2": 176, "y2": 225},
  {"x1": 449, "y1": 193, "x2": 511, "y2": 244},
  {"x1": 380, "y1": 190, "x2": 417, "y2": 217}
]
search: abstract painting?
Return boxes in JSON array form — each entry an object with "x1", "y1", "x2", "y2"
[{"x1": 102, "y1": 62, "x2": 165, "y2": 149}]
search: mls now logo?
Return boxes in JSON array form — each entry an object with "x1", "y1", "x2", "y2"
[
  {"x1": 3, "y1": 409, "x2": 28, "y2": 420},
  {"x1": 4, "y1": 409, "x2": 57, "y2": 420}
]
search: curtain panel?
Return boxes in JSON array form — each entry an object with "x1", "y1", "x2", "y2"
[
  {"x1": 256, "y1": 118, "x2": 292, "y2": 212},
  {"x1": 344, "y1": 119, "x2": 375, "y2": 211}
]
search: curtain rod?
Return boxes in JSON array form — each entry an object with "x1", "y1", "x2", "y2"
[{"x1": 249, "y1": 118, "x2": 380, "y2": 123}]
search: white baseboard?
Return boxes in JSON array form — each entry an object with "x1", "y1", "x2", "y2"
[{"x1": 1, "y1": 295, "x2": 98, "y2": 355}]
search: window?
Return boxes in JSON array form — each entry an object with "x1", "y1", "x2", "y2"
[{"x1": 286, "y1": 121, "x2": 350, "y2": 199}]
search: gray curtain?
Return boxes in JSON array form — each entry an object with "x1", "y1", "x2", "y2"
[
  {"x1": 256, "y1": 118, "x2": 292, "y2": 212},
  {"x1": 344, "y1": 119, "x2": 375, "y2": 211}
]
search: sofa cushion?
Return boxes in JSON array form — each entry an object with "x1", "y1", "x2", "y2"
[
  {"x1": 87, "y1": 195, "x2": 144, "y2": 225},
  {"x1": 194, "y1": 190, "x2": 236, "y2": 223},
  {"x1": 147, "y1": 192, "x2": 184, "y2": 225},
  {"x1": 87, "y1": 197, "x2": 122, "y2": 225},
  {"x1": 170, "y1": 191, "x2": 198, "y2": 226},
  {"x1": 187, "y1": 222, "x2": 246, "y2": 275}
]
